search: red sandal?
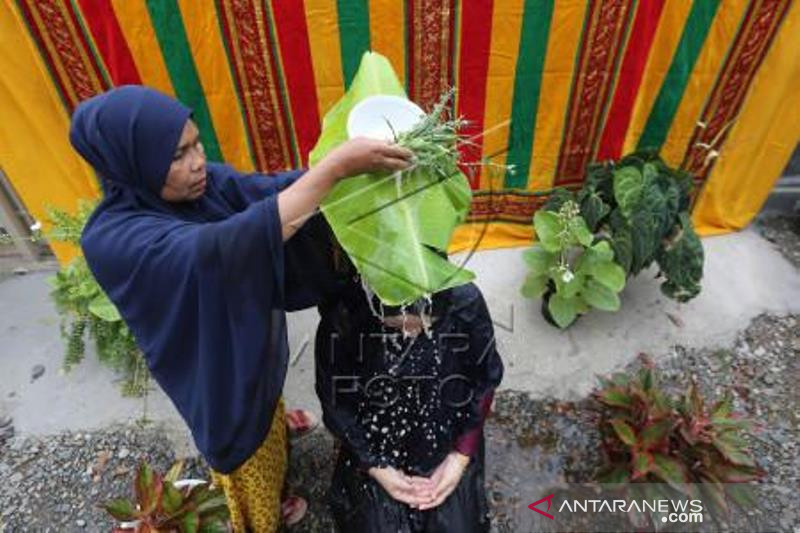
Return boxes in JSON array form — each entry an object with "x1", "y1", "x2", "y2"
[
  {"x1": 285, "y1": 409, "x2": 319, "y2": 440},
  {"x1": 281, "y1": 495, "x2": 308, "y2": 527}
]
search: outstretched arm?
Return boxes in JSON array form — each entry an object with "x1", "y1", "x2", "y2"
[{"x1": 278, "y1": 138, "x2": 412, "y2": 241}]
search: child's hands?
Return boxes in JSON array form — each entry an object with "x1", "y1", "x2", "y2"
[
  {"x1": 416, "y1": 452, "x2": 470, "y2": 510},
  {"x1": 368, "y1": 466, "x2": 434, "y2": 508}
]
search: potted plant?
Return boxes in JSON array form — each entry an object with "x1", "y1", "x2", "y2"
[
  {"x1": 555, "y1": 151, "x2": 704, "y2": 302},
  {"x1": 103, "y1": 461, "x2": 229, "y2": 532},
  {"x1": 521, "y1": 200, "x2": 626, "y2": 328},
  {"x1": 522, "y1": 151, "x2": 705, "y2": 328},
  {"x1": 593, "y1": 365, "x2": 762, "y2": 523}
]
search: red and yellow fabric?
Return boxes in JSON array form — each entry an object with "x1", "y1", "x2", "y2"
[{"x1": 1, "y1": 0, "x2": 798, "y2": 262}]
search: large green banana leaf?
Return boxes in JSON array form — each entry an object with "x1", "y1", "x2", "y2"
[{"x1": 309, "y1": 52, "x2": 474, "y2": 306}]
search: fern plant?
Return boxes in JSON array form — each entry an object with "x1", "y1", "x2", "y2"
[{"x1": 48, "y1": 201, "x2": 149, "y2": 396}]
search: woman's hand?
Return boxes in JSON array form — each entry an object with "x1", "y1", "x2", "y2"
[
  {"x1": 320, "y1": 138, "x2": 413, "y2": 181},
  {"x1": 278, "y1": 138, "x2": 412, "y2": 241},
  {"x1": 368, "y1": 466, "x2": 433, "y2": 508},
  {"x1": 416, "y1": 452, "x2": 470, "y2": 511}
]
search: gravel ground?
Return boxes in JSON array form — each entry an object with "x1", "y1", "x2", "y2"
[
  {"x1": 2, "y1": 215, "x2": 798, "y2": 532},
  {"x1": 0, "y1": 425, "x2": 210, "y2": 532},
  {"x1": 755, "y1": 213, "x2": 800, "y2": 269},
  {"x1": 4, "y1": 309, "x2": 796, "y2": 532}
]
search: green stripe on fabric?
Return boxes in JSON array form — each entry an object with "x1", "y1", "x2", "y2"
[
  {"x1": 337, "y1": 0, "x2": 371, "y2": 88},
  {"x1": 450, "y1": 0, "x2": 460, "y2": 115},
  {"x1": 503, "y1": 0, "x2": 555, "y2": 189},
  {"x1": 146, "y1": 0, "x2": 223, "y2": 162},
  {"x1": 637, "y1": 0, "x2": 721, "y2": 151}
]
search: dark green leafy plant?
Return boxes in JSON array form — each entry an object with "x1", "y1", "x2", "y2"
[
  {"x1": 546, "y1": 151, "x2": 704, "y2": 302},
  {"x1": 103, "y1": 461, "x2": 229, "y2": 533},
  {"x1": 48, "y1": 201, "x2": 148, "y2": 396},
  {"x1": 521, "y1": 200, "x2": 626, "y2": 328},
  {"x1": 594, "y1": 366, "x2": 761, "y2": 517}
]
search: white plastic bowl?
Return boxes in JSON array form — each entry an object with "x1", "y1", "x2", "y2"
[{"x1": 347, "y1": 95, "x2": 425, "y2": 141}]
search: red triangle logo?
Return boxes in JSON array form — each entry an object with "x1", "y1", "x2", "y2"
[{"x1": 528, "y1": 494, "x2": 555, "y2": 520}]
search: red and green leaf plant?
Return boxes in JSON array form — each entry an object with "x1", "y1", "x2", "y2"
[
  {"x1": 593, "y1": 366, "x2": 762, "y2": 519},
  {"x1": 102, "y1": 461, "x2": 229, "y2": 533}
]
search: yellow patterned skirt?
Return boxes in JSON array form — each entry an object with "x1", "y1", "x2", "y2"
[{"x1": 211, "y1": 398, "x2": 287, "y2": 533}]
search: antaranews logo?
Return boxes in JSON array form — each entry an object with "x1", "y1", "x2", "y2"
[
  {"x1": 528, "y1": 493, "x2": 704, "y2": 524},
  {"x1": 528, "y1": 494, "x2": 555, "y2": 520}
]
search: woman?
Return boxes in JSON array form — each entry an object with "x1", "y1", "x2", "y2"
[
  {"x1": 69, "y1": 85, "x2": 412, "y2": 531},
  {"x1": 314, "y1": 238, "x2": 504, "y2": 532}
]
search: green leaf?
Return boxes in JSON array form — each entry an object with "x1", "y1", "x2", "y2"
[
  {"x1": 656, "y1": 212, "x2": 703, "y2": 303},
  {"x1": 640, "y1": 420, "x2": 672, "y2": 449},
  {"x1": 548, "y1": 293, "x2": 579, "y2": 328},
  {"x1": 639, "y1": 367, "x2": 654, "y2": 392},
  {"x1": 164, "y1": 460, "x2": 185, "y2": 484},
  {"x1": 102, "y1": 498, "x2": 137, "y2": 521},
  {"x1": 714, "y1": 464, "x2": 760, "y2": 483},
  {"x1": 597, "y1": 387, "x2": 632, "y2": 408},
  {"x1": 698, "y1": 477, "x2": 729, "y2": 517},
  {"x1": 599, "y1": 466, "x2": 630, "y2": 484},
  {"x1": 651, "y1": 453, "x2": 689, "y2": 488},
  {"x1": 161, "y1": 482, "x2": 184, "y2": 515},
  {"x1": 569, "y1": 216, "x2": 594, "y2": 247},
  {"x1": 590, "y1": 240, "x2": 615, "y2": 262},
  {"x1": 135, "y1": 463, "x2": 154, "y2": 510},
  {"x1": 686, "y1": 382, "x2": 704, "y2": 416},
  {"x1": 534, "y1": 210, "x2": 564, "y2": 252},
  {"x1": 610, "y1": 418, "x2": 637, "y2": 446},
  {"x1": 581, "y1": 279, "x2": 621, "y2": 311},
  {"x1": 589, "y1": 261, "x2": 626, "y2": 292},
  {"x1": 308, "y1": 51, "x2": 473, "y2": 306},
  {"x1": 199, "y1": 519, "x2": 230, "y2": 533},
  {"x1": 711, "y1": 395, "x2": 733, "y2": 419},
  {"x1": 135, "y1": 463, "x2": 162, "y2": 514},
  {"x1": 554, "y1": 269, "x2": 584, "y2": 299},
  {"x1": 610, "y1": 223, "x2": 633, "y2": 274},
  {"x1": 613, "y1": 166, "x2": 644, "y2": 219},
  {"x1": 182, "y1": 511, "x2": 200, "y2": 533},
  {"x1": 710, "y1": 417, "x2": 751, "y2": 430},
  {"x1": 713, "y1": 435, "x2": 756, "y2": 467},
  {"x1": 642, "y1": 162, "x2": 658, "y2": 184},
  {"x1": 521, "y1": 274, "x2": 548, "y2": 299},
  {"x1": 88, "y1": 293, "x2": 122, "y2": 322},
  {"x1": 580, "y1": 192, "x2": 610, "y2": 231},
  {"x1": 632, "y1": 451, "x2": 653, "y2": 479},
  {"x1": 194, "y1": 494, "x2": 229, "y2": 515},
  {"x1": 726, "y1": 483, "x2": 757, "y2": 509},
  {"x1": 542, "y1": 187, "x2": 575, "y2": 212},
  {"x1": 522, "y1": 247, "x2": 555, "y2": 276}
]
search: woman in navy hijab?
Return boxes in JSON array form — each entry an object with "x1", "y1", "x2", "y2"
[{"x1": 69, "y1": 86, "x2": 411, "y2": 531}]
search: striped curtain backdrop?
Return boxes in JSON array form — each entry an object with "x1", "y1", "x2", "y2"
[{"x1": 1, "y1": 0, "x2": 799, "y2": 262}]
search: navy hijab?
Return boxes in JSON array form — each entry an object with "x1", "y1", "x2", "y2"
[{"x1": 71, "y1": 86, "x2": 321, "y2": 472}]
